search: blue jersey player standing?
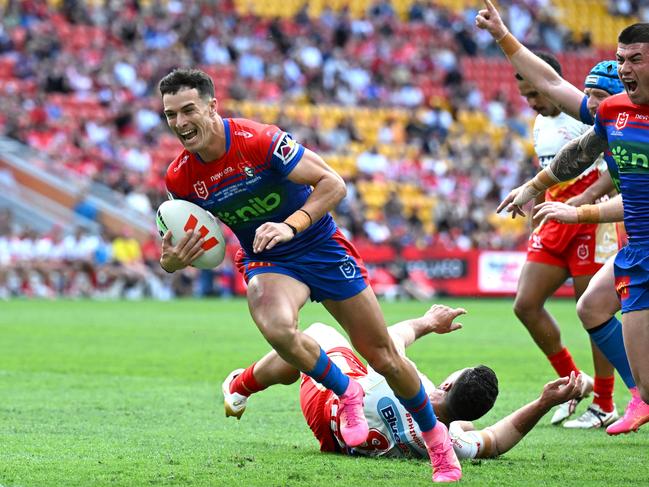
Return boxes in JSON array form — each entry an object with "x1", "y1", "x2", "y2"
[
  {"x1": 157, "y1": 69, "x2": 462, "y2": 482},
  {"x1": 498, "y1": 24, "x2": 649, "y2": 433},
  {"x1": 476, "y1": 0, "x2": 649, "y2": 434}
]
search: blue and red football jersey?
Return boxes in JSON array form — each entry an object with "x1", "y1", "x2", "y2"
[
  {"x1": 165, "y1": 118, "x2": 336, "y2": 258},
  {"x1": 594, "y1": 93, "x2": 649, "y2": 244}
]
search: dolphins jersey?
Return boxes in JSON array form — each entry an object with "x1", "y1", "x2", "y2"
[
  {"x1": 533, "y1": 112, "x2": 599, "y2": 202},
  {"x1": 165, "y1": 118, "x2": 336, "y2": 259},
  {"x1": 328, "y1": 367, "x2": 435, "y2": 459}
]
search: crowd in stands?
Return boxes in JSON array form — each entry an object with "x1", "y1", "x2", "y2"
[{"x1": 0, "y1": 0, "x2": 617, "y2": 298}]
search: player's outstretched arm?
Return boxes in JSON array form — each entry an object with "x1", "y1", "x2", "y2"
[
  {"x1": 534, "y1": 194, "x2": 624, "y2": 224},
  {"x1": 387, "y1": 305, "x2": 465, "y2": 354},
  {"x1": 497, "y1": 128, "x2": 608, "y2": 217},
  {"x1": 451, "y1": 372, "x2": 582, "y2": 459},
  {"x1": 475, "y1": 0, "x2": 583, "y2": 119}
]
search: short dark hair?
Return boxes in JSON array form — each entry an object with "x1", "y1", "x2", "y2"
[
  {"x1": 619, "y1": 23, "x2": 649, "y2": 44},
  {"x1": 515, "y1": 52, "x2": 562, "y2": 80},
  {"x1": 445, "y1": 365, "x2": 499, "y2": 421},
  {"x1": 158, "y1": 68, "x2": 215, "y2": 99}
]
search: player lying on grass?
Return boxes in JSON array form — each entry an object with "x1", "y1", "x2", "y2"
[{"x1": 223, "y1": 305, "x2": 583, "y2": 461}]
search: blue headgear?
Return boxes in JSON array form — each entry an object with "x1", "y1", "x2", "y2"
[{"x1": 584, "y1": 60, "x2": 624, "y2": 95}]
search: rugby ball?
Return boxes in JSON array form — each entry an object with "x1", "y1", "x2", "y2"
[{"x1": 156, "y1": 199, "x2": 226, "y2": 269}]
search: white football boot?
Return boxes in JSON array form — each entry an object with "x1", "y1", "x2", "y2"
[
  {"x1": 550, "y1": 372, "x2": 594, "y2": 425},
  {"x1": 222, "y1": 368, "x2": 248, "y2": 419},
  {"x1": 563, "y1": 404, "x2": 619, "y2": 429}
]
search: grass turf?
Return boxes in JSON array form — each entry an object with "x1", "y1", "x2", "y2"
[{"x1": 0, "y1": 298, "x2": 645, "y2": 486}]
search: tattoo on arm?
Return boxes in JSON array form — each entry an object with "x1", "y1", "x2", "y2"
[{"x1": 549, "y1": 128, "x2": 608, "y2": 181}]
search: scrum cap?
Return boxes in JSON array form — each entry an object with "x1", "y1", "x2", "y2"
[{"x1": 584, "y1": 60, "x2": 624, "y2": 95}]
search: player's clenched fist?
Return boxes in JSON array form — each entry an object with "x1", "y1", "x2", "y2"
[{"x1": 253, "y1": 222, "x2": 294, "y2": 253}]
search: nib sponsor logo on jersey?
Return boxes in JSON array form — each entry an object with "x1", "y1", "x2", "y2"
[
  {"x1": 217, "y1": 192, "x2": 281, "y2": 226},
  {"x1": 611, "y1": 145, "x2": 649, "y2": 171}
]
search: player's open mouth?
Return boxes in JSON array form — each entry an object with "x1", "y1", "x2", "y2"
[
  {"x1": 625, "y1": 80, "x2": 638, "y2": 93},
  {"x1": 180, "y1": 129, "x2": 198, "y2": 142}
]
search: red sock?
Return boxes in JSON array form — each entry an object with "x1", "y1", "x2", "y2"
[
  {"x1": 230, "y1": 363, "x2": 267, "y2": 396},
  {"x1": 547, "y1": 348, "x2": 580, "y2": 378},
  {"x1": 593, "y1": 376, "x2": 615, "y2": 413}
]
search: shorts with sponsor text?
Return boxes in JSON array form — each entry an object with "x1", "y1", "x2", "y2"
[
  {"x1": 235, "y1": 229, "x2": 369, "y2": 302},
  {"x1": 526, "y1": 219, "x2": 602, "y2": 276},
  {"x1": 299, "y1": 346, "x2": 368, "y2": 453},
  {"x1": 614, "y1": 243, "x2": 649, "y2": 313}
]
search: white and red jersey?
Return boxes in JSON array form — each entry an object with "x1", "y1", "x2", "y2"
[
  {"x1": 330, "y1": 367, "x2": 434, "y2": 459},
  {"x1": 533, "y1": 112, "x2": 600, "y2": 202}
]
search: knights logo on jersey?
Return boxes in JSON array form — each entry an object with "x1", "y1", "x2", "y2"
[
  {"x1": 273, "y1": 132, "x2": 299, "y2": 165},
  {"x1": 615, "y1": 112, "x2": 629, "y2": 131},
  {"x1": 238, "y1": 161, "x2": 255, "y2": 179},
  {"x1": 193, "y1": 180, "x2": 209, "y2": 200}
]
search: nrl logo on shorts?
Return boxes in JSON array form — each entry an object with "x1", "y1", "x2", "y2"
[
  {"x1": 339, "y1": 256, "x2": 357, "y2": 279},
  {"x1": 615, "y1": 112, "x2": 629, "y2": 131},
  {"x1": 193, "y1": 180, "x2": 209, "y2": 200}
]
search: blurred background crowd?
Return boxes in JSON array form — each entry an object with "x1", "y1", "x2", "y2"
[{"x1": 0, "y1": 0, "x2": 636, "y2": 299}]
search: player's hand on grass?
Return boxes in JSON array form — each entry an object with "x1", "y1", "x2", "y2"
[
  {"x1": 422, "y1": 304, "x2": 466, "y2": 334},
  {"x1": 475, "y1": 0, "x2": 509, "y2": 40},
  {"x1": 160, "y1": 230, "x2": 205, "y2": 272},
  {"x1": 497, "y1": 183, "x2": 541, "y2": 218},
  {"x1": 539, "y1": 372, "x2": 582, "y2": 409},
  {"x1": 253, "y1": 222, "x2": 294, "y2": 253},
  {"x1": 533, "y1": 201, "x2": 579, "y2": 224}
]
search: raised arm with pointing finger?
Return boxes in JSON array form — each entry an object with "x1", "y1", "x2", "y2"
[{"x1": 475, "y1": 0, "x2": 584, "y2": 119}]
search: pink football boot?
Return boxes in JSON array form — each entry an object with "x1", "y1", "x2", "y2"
[
  {"x1": 422, "y1": 422, "x2": 462, "y2": 483},
  {"x1": 338, "y1": 379, "x2": 369, "y2": 447},
  {"x1": 606, "y1": 387, "x2": 649, "y2": 435}
]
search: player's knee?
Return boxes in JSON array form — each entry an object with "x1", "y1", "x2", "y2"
[
  {"x1": 513, "y1": 297, "x2": 537, "y2": 323},
  {"x1": 576, "y1": 295, "x2": 594, "y2": 328}
]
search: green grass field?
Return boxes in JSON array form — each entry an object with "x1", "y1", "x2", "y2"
[{"x1": 0, "y1": 298, "x2": 645, "y2": 486}]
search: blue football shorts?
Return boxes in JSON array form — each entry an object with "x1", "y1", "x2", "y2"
[{"x1": 614, "y1": 242, "x2": 649, "y2": 313}]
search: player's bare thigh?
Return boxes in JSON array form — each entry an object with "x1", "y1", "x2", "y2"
[
  {"x1": 322, "y1": 286, "x2": 394, "y2": 355},
  {"x1": 576, "y1": 257, "x2": 620, "y2": 329},
  {"x1": 246, "y1": 272, "x2": 310, "y2": 324},
  {"x1": 515, "y1": 261, "x2": 570, "y2": 308}
]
